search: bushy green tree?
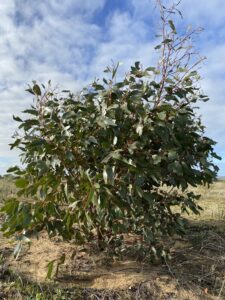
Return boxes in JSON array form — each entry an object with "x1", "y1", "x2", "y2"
[{"x1": 1, "y1": 2, "x2": 220, "y2": 260}]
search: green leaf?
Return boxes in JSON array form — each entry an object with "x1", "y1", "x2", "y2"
[
  {"x1": 9, "y1": 139, "x2": 21, "y2": 150},
  {"x1": 93, "y1": 83, "x2": 105, "y2": 90},
  {"x1": 103, "y1": 166, "x2": 115, "y2": 185},
  {"x1": 65, "y1": 152, "x2": 75, "y2": 161},
  {"x1": 120, "y1": 158, "x2": 136, "y2": 167},
  {"x1": 157, "y1": 111, "x2": 167, "y2": 120},
  {"x1": 163, "y1": 38, "x2": 173, "y2": 44},
  {"x1": 15, "y1": 178, "x2": 29, "y2": 188},
  {"x1": 168, "y1": 20, "x2": 176, "y2": 33},
  {"x1": 46, "y1": 259, "x2": 57, "y2": 280},
  {"x1": 96, "y1": 116, "x2": 116, "y2": 128},
  {"x1": 101, "y1": 150, "x2": 122, "y2": 163},
  {"x1": 112, "y1": 62, "x2": 119, "y2": 79},
  {"x1": 23, "y1": 109, "x2": 38, "y2": 116},
  {"x1": 13, "y1": 242, "x2": 22, "y2": 260},
  {"x1": 88, "y1": 136, "x2": 98, "y2": 144},
  {"x1": 18, "y1": 119, "x2": 39, "y2": 130},
  {"x1": 13, "y1": 115, "x2": 22, "y2": 122},
  {"x1": 135, "y1": 61, "x2": 141, "y2": 69},
  {"x1": 168, "y1": 150, "x2": 177, "y2": 160},
  {"x1": 168, "y1": 161, "x2": 183, "y2": 176},
  {"x1": 7, "y1": 166, "x2": 21, "y2": 173},
  {"x1": 143, "y1": 192, "x2": 154, "y2": 202},
  {"x1": 154, "y1": 44, "x2": 161, "y2": 50},
  {"x1": 136, "y1": 186, "x2": 144, "y2": 198},
  {"x1": 58, "y1": 253, "x2": 66, "y2": 265},
  {"x1": 145, "y1": 67, "x2": 156, "y2": 72},
  {"x1": 103, "y1": 168, "x2": 108, "y2": 184},
  {"x1": 152, "y1": 154, "x2": 161, "y2": 165},
  {"x1": 85, "y1": 187, "x2": 96, "y2": 207},
  {"x1": 25, "y1": 88, "x2": 35, "y2": 95},
  {"x1": 36, "y1": 161, "x2": 48, "y2": 175},
  {"x1": 136, "y1": 123, "x2": 143, "y2": 136},
  {"x1": 33, "y1": 84, "x2": 41, "y2": 96}
]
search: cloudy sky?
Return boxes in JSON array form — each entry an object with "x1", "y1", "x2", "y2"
[{"x1": 0, "y1": 0, "x2": 225, "y2": 175}]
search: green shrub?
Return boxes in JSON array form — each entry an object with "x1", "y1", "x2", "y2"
[{"x1": 0, "y1": 2, "x2": 220, "y2": 260}]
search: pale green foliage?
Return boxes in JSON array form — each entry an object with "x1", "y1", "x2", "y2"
[{"x1": 0, "y1": 2, "x2": 220, "y2": 260}]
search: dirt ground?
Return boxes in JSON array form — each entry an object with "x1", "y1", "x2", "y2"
[
  {"x1": 1, "y1": 180, "x2": 225, "y2": 299},
  {"x1": 1, "y1": 224, "x2": 224, "y2": 300}
]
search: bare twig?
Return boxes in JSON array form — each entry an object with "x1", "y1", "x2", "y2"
[{"x1": 154, "y1": 1, "x2": 205, "y2": 107}]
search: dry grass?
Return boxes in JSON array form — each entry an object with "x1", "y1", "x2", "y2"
[
  {"x1": 189, "y1": 180, "x2": 225, "y2": 222},
  {"x1": 0, "y1": 176, "x2": 17, "y2": 202}
]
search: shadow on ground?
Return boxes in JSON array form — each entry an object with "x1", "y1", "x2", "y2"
[{"x1": 1, "y1": 219, "x2": 225, "y2": 299}]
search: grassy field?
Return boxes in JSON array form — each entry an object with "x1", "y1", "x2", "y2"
[
  {"x1": 0, "y1": 178, "x2": 225, "y2": 299},
  {"x1": 0, "y1": 176, "x2": 17, "y2": 202},
  {"x1": 189, "y1": 180, "x2": 225, "y2": 222}
]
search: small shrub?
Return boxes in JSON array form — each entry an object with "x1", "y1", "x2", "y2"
[{"x1": 0, "y1": 2, "x2": 220, "y2": 260}]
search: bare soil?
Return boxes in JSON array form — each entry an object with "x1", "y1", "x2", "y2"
[
  {"x1": 1, "y1": 180, "x2": 225, "y2": 299},
  {"x1": 1, "y1": 224, "x2": 225, "y2": 299}
]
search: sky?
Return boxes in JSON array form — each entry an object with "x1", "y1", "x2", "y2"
[{"x1": 0, "y1": 0, "x2": 225, "y2": 175}]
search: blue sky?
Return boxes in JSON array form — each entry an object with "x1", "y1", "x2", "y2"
[{"x1": 0, "y1": 0, "x2": 225, "y2": 175}]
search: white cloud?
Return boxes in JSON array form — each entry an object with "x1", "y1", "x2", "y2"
[
  {"x1": 89, "y1": 10, "x2": 158, "y2": 78},
  {"x1": 0, "y1": 0, "x2": 106, "y2": 173},
  {"x1": 180, "y1": 0, "x2": 225, "y2": 27},
  {"x1": 196, "y1": 40, "x2": 225, "y2": 154}
]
